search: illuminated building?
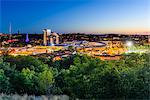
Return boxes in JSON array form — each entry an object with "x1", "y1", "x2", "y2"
[
  {"x1": 43, "y1": 29, "x2": 50, "y2": 45},
  {"x1": 148, "y1": 35, "x2": 150, "y2": 43},
  {"x1": 25, "y1": 33, "x2": 29, "y2": 42},
  {"x1": 43, "y1": 29, "x2": 59, "y2": 46}
]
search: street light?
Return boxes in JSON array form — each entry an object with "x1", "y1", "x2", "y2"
[
  {"x1": 125, "y1": 41, "x2": 134, "y2": 53},
  {"x1": 126, "y1": 41, "x2": 133, "y2": 47}
]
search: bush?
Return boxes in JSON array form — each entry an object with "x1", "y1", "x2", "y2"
[
  {"x1": 0, "y1": 56, "x2": 55, "y2": 95},
  {"x1": 57, "y1": 53, "x2": 150, "y2": 99},
  {"x1": 0, "y1": 53, "x2": 149, "y2": 99}
]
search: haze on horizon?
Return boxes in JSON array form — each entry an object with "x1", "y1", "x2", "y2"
[{"x1": 0, "y1": 0, "x2": 150, "y2": 34}]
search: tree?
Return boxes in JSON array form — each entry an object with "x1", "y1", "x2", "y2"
[
  {"x1": 38, "y1": 69, "x2": 54, "y2": 94},
  {"x1": 0, "y1": 69, "x2": 10, "y2": 93},
  {"x1": 68, "y1": 46, "x2": 75, "y2": 52},
  {"x1": 4, "y1": 56, "x2": 48, "y2": 72},
  {"x1": 20, "y1": 68, "x2": 37, "y2": 94}
]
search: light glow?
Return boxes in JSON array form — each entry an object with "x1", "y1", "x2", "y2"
[
  {"x1": 126, "y1": 41, "x2": 133, "y2": 47},
  {"x1": 47, "y1": 29, "x2": 51, "y2": 34}
]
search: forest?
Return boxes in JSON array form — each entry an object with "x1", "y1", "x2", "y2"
[{"x1": 0, "y1": 53, "x2": 150, "y2": 99}]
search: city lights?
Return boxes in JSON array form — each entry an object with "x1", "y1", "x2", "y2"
[{"x1": 126, "y1": 41, "x2": 134, "y2": 47}]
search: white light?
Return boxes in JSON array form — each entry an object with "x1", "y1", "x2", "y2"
[
  {"x1": 47, "y1": 29, "x2": 51, "y2": 34},
  {"x1": 126, "y1": 41, "x2": 133, "y2": 47},
  {"x1": 51, "y1": 43, "x2": 54, "y2": 46}
]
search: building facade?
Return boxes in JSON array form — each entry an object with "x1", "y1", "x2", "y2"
[{"x1": 43, "y1": 29, "x2": 59, "y2": 46}]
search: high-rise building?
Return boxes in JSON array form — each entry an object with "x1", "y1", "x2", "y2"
[
  {"x1": 43, "y1": 29, "x2": 59, "y2": 46},
  {"x1": 43, "y1": 29, "x2": 51, "y2": 46}
]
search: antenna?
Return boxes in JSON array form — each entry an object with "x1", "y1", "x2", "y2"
[{"x1": 9, "y1": 22, "x2": 12, "y2": 39}]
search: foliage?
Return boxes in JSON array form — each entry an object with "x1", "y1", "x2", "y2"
[
  {"x1": 0, "y1": 53, "x2": 149, "y2": 99},
  {"x1": 38, "y1": 69, "x2": 54, "y2": 94},
  {"x1": 58, "y1": 53, "x2": 150, "y2": 99},
  {"x1": 0, "y1": 56, "x2": 54, "y2": 95},
  {"x1": 0, "y1": 69, "x2": 10, "y2": 93}
]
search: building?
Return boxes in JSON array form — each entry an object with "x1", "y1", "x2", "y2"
[
  {"x1": 43, "y1": 29, "x2": 59, "y2": 46},
  {"x1": 148, "y1": 35, "x2": 150, "y2": 43}
]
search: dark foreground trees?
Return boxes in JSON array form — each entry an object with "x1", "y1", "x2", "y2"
[
  {"x1": 56, "y1": 53, "x2": 150, "y2": 99},
  {"x1": 0, "y1": 56, "x2": 54, "y2": 95},
  {"x1": 0, "y1": 53, "x2": 150, "y2": 99}
]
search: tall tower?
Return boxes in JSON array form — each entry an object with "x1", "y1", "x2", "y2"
[
  {"x1": 25, "y1": 33, "x2": 29, "y2": 42},
  {"x1": 9, "y1": 23, "x2": 12, "y2": 39},
  {"x1": 43, "y1": 29, "x2": 51, "y2": 46},
  {"x1": 18, "y1": 30, "x2": 20, "y2": 34}
]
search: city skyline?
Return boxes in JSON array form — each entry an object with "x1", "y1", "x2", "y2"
[{"x1": 0, "y1": 0, "x2": 150, "y2": 34}]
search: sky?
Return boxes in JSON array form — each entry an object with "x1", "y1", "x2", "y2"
[{"x1": 0, "y1": 0, "x2": 150, "y2": 34}]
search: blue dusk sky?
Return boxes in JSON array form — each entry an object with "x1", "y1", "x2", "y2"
[{"x1": 0, "y1": 0, "x2": 150, "y2": 34}]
